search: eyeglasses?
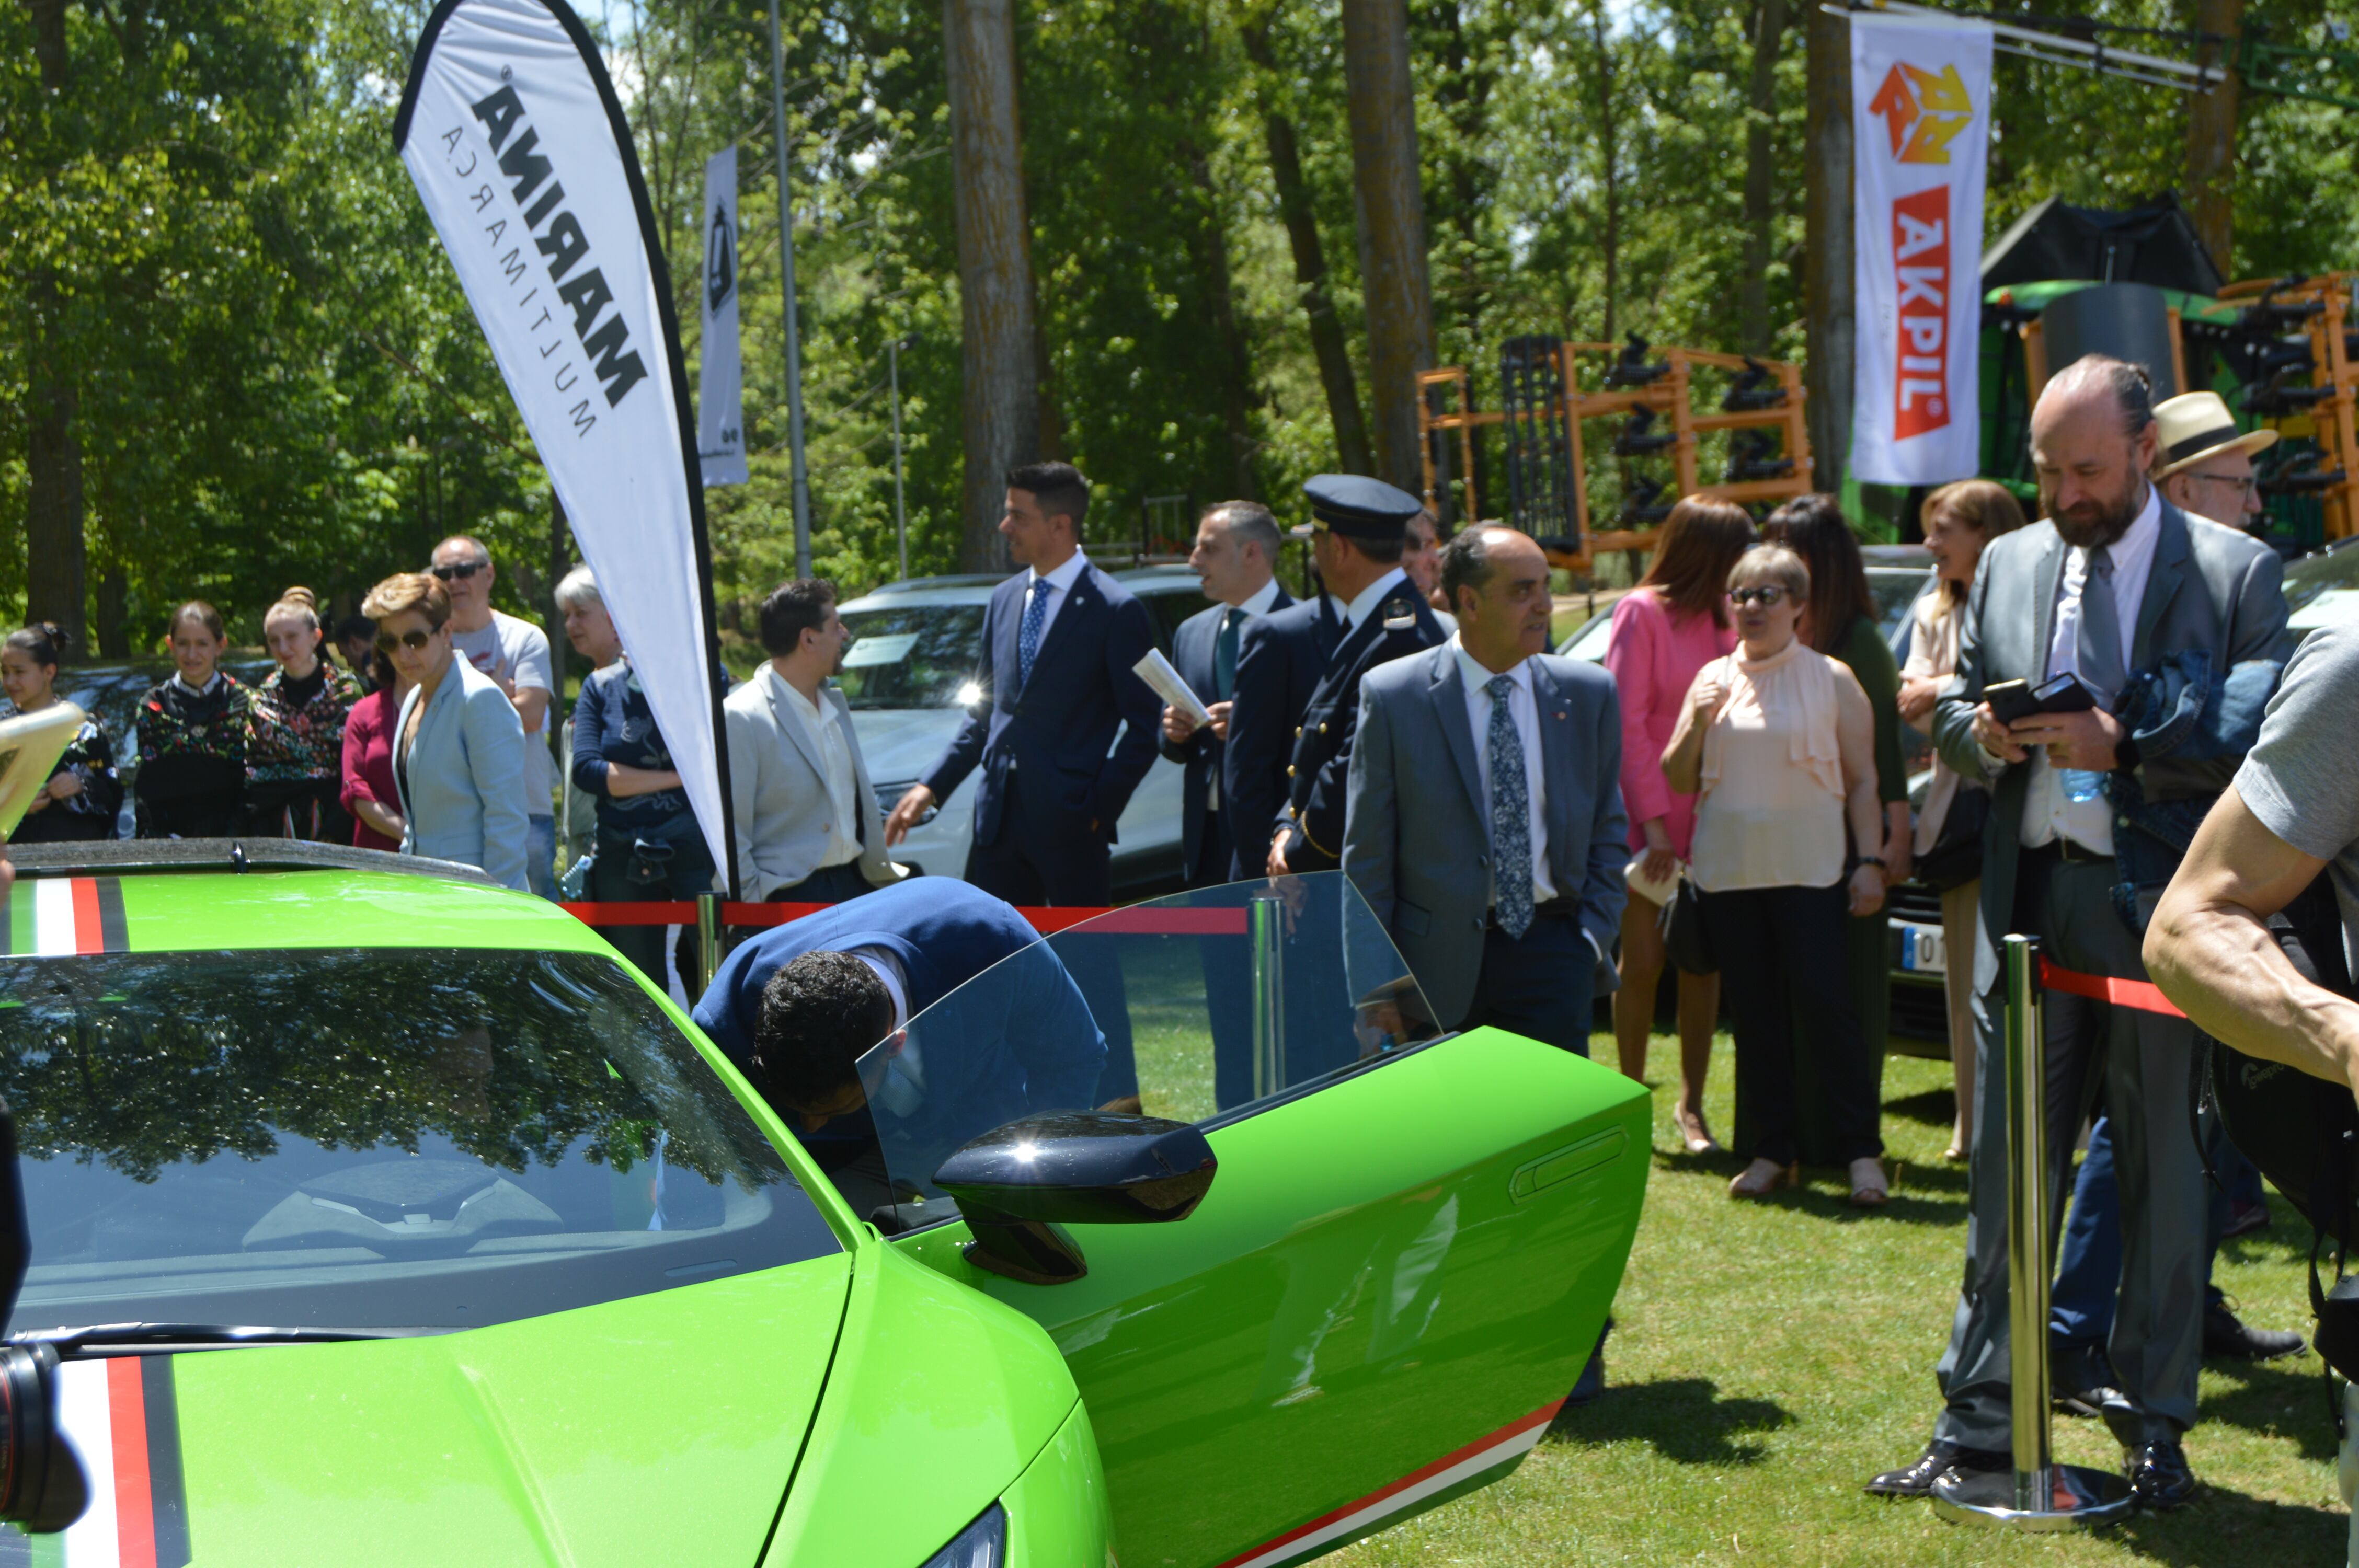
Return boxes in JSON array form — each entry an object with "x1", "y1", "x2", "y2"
[
  {"x1": 1726, "y1": 586, "x2": 1789, "y2": 607},
  {"x1": 429, "y1": 560, "x2": 487, "y2": 582},
  {"x1": 2186, "y1": 472, "x2": 2259, "y2": 500},
  {"x1": 375, "y1": 628, "x2": 436, "y2": 653}
]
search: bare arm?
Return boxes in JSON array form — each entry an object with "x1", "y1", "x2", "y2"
[
  {"x1": 1660, "y1": 664, "x2": 1725, "y2": 795},
  {"x1": 351, "y1": 795, "x2": 406, "y2": 841},
  {"x1": 1833, "y1": 665, "x2": 1885, "y2": 916},
  {"x1": 2146, "y1": 784, "x2": 2359, "y2": 1094},
  {"x1": 603, "y1": 762, "x2": 683, "y2": 799},
  {"x1": 510, "y1": 685, "x2": 551, "y2": 734}
]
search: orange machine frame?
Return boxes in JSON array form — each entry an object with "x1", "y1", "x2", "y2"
[
  {"x1": 1416, "y1": 342, "x2": 1814, "y2": 572},
  {"x1": 2214, "y1": 273, "x2": 2359, "y2": 542}
]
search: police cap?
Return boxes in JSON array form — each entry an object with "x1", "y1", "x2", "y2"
[{"x1": 1291, "y1": 474, "x2": 1425, "y2": 542}]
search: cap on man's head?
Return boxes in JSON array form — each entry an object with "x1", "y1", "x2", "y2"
[
  {"x1": 1292, "y1": 475, "x2": 1427, "y2": 542},
  {"x1": 2152, "y1": 390, "x2": 2277, "y2": 479}
]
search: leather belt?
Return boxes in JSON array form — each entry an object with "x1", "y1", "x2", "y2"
[{"x1": 2026, "y1": 838, "x2": 2109, "y2": 866}]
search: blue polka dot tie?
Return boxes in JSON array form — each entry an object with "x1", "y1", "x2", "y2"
[
  {"x1": 1018, "y1": 578, "x2": 1050, "y2": 687},
  {"x1": 1486, "y1": 674, "x2": 1533, "y2": 939}
]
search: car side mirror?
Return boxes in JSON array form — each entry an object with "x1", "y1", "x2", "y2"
[
  {"x1": 933, "y1": 1112, "x2": 1218, "y2": 1286},
  {"x1": 0, "y1": 1100, "x2": 88, "y2": 1534}
]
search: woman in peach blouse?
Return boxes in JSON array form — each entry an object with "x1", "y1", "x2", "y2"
[{"x1": 1602, "y1": 497, "x2": 1751, "y2": 1154}]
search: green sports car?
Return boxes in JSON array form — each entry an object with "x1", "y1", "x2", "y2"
[{"x1": 0, "y1": 842, "x2": 1646, "y2": 1567}]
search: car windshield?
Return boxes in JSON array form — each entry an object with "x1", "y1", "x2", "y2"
[
  {"x1": 1867, "y1": 567, "x2": 1930, "y2": 639},
  {"x1": 0, "y1": 947, "x2": 837, "y2": 1336},
  {"x1": 2285, "y1": 544, "x2": 2359, "y2": 635},
  {"x1": 854, "y1": 873, "x2": 1441, "y2": 1208},
  {"x1": 834, "y1": 603, "x2": 988, "y2": 709}
]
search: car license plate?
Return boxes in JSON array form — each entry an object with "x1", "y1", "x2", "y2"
[{"x1": 1897, "y1": 923, "x2": 1945, "y2": 973}]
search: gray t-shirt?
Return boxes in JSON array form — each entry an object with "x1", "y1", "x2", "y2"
[
  {"x1": 450, "y1": 609, "x2": 557, "y2": 814},
  {"x1": 2235, "y1": 620, "x2": 2359, "y2": 974}
]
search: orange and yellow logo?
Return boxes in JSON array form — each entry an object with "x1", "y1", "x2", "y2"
[{"x1": 1869, "y1": 62, "x2": 1974, "y2": 164}]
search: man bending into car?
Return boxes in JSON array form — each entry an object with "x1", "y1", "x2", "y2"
[{"x1": 693, "y1": 878, "x2": 1107, "y2": 1219}]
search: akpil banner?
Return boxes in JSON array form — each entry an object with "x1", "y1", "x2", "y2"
[
  {"x1": 698, "y1": 145, "x2": 749, "y2": 487},
  {"x1": 1850, "y1": 11, "x2": 1994, "y2": 486},
  {"x1": 394, "y1": 0, "x2": 734, "y2": 886}
]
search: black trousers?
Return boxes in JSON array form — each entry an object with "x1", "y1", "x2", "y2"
[
  {"x1": 591, "y1": 828, "x2": 714, "y2": 987},
  {"x1": 1703, "y1": 881, "x2": 1881, "y2": 1166},
  {"x1": 1185, "y1": 806, "x2": 1236, "y2": 891},
  {"x1": 770, "y1": 860, "x2": 876, "y2": 906},
  {"x1": 1460, "y1": 913, "x2": 1595, "y2": 1057}
]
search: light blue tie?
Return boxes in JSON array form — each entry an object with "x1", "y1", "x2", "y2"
[
  {"x1": 1018, "y1": 578, "x2": 1050, "y2": 687},
  {"x1": 1486, "y1": 674, "x2": 1534, "y2": 939}
]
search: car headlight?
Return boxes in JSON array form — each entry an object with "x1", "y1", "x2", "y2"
[{"x1": 920, "y1": 1503, "x2": 1005, "y2": 1568}]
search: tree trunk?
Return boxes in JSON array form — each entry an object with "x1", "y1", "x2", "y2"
[
  {"x1": 1742, "y1": 0, "x2": 1790, "y2": 354},
  {"x1": 943, "y1": 0, "x2": 1039, "y2": 569},
  {"x1": 1341, "y1": 0, "x2": 1435, "y2": 495},
  {"x1": 1186, "y1": 146, "x2": 1262, "y2": 500},
  {"x1": 1803, "y1": 1, "x2": 1853, "y2": 492},
  {"x1": 2186, "y1": 0, "x2": 2241, "y2": 282},
  {"x1": 24, "y1": 0, "x2": 85, "y2": 653},
  {"x1": 95, "y1": 568, "x2": 127, "y2": 659},
  {"x1": 1589, "y1": 0, "x2": 1620, "y2": 343},
  {"x1": 1242, "y1": 22, "x2": 1374, "y2": 476}
]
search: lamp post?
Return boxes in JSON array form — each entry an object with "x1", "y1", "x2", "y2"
[{"x1": 767, "y1": 0, "x2": 814, "y2": 578}]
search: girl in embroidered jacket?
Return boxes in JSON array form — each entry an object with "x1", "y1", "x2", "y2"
[
  {"x1": 135, "y1": 601, "x2": 252, "y2": 839},
  {"x1": 0, "y1": 621, "x2": 123, "y2": 843},
  {"x1": 244, "y1": 588, "x2": 363, "y2": 841}
]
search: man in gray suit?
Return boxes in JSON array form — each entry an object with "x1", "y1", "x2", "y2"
[
  {"x1": 725, "y1": 580, "x2": 901, "y2": 905},
  {"x1": 1870, "y1": 356, "x2": 2288, "y2": 1509},
  {"x1": 1344, "y1": 524, "x2": 1627, "y2": 1054}
]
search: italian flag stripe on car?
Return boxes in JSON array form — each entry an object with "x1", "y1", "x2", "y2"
[
  {"x1": 1, "y1": 878, "x2": 129, "y2": 958},
  {"x1": 0, "y1": 1358, "x2": 190, "y2": 1567}
]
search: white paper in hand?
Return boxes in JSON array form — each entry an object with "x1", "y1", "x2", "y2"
[{"x1": 1133, "y1": 649, "x2": 1212, "y2": 728}]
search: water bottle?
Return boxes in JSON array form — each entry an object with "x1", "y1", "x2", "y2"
[{"x1": 2061, "y1": 769, "x2": 2105, "y2": 804}]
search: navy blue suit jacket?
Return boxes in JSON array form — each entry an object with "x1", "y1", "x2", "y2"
[
  {"x1": 1160, "y1": 587, "x2": 1295, "y2": 878},
  {"x1": 1222, "y1": 593, "x2": 1341, "y2": 880},
  {"x1": 919, "y1": 561, "x2": 1161, "y2": 846}
]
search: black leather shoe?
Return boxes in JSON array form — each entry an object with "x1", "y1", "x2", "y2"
[
  {"x1": 2204, "y1": 1299, "x2": 2306, "y2": 1362},
  {"x1": 2051, "y1": 1337, "x2": 2124, "y2": 1418},
  {"x1": 2125, "y1": 1438, "x2": 2199, "y2": 1511},
  {"x1": 1865, "y1": 1442, "x2": 2007, "y2": 1498}
]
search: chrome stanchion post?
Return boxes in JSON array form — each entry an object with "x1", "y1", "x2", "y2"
[
  {"x1": 1249, "y1": 893, "x2": 1286, "y2": 1100},
  {"x1": 1934, "y1": 935, "x2": 2134, "y2": 1529},
  {"x1": 695, "y1": 893, "x2": 723, "y2": 999}
]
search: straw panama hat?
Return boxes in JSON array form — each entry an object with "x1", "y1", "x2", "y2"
[{"x1": 2153, "y1": 390, "x2": 2278, "y2": 479}]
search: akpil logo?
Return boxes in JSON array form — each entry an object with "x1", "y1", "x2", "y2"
[{"x1": 1869, "y1": 61, "x2": 1974, "y2": 438}]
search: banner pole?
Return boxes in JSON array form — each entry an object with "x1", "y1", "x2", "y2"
[
  {"x1": 1934, "y1": 934, "x2": 2133, "y2": 1529},
  {"x1": 768, "y1": 0, "x2": 815, "y2": 579}
]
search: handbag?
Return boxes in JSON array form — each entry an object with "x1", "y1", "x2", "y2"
[
  {"x1": 1657, "y1": 872, "x2": 1716, "y2": 976},
  {"x1": 1915, "y1": 782, "x2": 1989, "y2": 893}
]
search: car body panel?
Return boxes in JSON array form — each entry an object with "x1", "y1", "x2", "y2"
[
  {"x1": 894, "y1": 1025, "x2": 1651, "y2": 1568},
  {"x1": 1003, "y1": 1402, "x2": 1114, "y2": 1568},
  {"x1": 762, "y1": 1243, "x2": 1087, "y2": 1567}
]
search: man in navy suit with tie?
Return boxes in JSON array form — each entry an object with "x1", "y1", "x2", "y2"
[
  {"x1": 885, "y1": 461, "x2": 1162, "y2": 907},
  {"x1": 1160, "y1": 501, "x2": 1293, "y2": 889}
]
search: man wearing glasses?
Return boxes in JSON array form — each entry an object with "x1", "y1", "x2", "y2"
[
  {"x1": 430, "y1": 535, "x2": 558, "y2": 896},
  {"x1": 2152, "y1": 390, "x2": 2275, "y2": 538}
]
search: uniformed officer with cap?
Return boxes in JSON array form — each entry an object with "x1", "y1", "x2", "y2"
[{"x1": 1256, "y1": 475, "x2": 1448, "y2": 876}]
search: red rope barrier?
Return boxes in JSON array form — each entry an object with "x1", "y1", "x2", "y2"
[
  {"x1": 557, "y1": 900, "x2": 1244, "y2": 936},
  {"x1": 2037, "y1": 956, "x2": 2186, "y2": 1020}
]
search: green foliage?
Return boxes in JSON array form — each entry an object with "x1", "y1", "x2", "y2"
[{"x1": 5, "y1": 0, "x2": 2358, "y2": 638}]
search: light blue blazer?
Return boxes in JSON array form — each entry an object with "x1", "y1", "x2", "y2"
[{"x1": 395, "y1": 653, "x2": 530, "y2": 890}]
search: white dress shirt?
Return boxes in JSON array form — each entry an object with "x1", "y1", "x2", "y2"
[
  {"x1": 2019, "y1": 486, "x2": 2161, "y2": 856},
  {"x1": 846, "y1": 944, "x2": 911, "y2": 1030},
  {"x1": 1451, "y1": 635, "x2": 1556, "y2": 905},
  {"x1": 775, "y1": 668, "x2": 864, "y2": 869},
  {"x1": 1328, "y1": 567, "x2": 1411, "y2": 637},
  {"x1": 1022, "y1": 549, "x2": 1091, "y2": 650},
  {"x1": 1204, "y1": 578, "x2": 1285, "y2": 813},
  {"x1": 1234, "y1": 577, "x2": 1284, "y2": 620}
]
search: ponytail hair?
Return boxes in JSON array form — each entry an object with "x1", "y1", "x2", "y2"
[
  {"x1": 267, "y1": 586, "x2": 322, "y2": 632},
  {"x1": 5, "y1": 621, "x2": 70, "y2": 670}
]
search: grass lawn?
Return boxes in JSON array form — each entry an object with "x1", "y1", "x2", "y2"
[{"x1": 1329, "y1": 1038, "x2": 2346, "y2": 1566}]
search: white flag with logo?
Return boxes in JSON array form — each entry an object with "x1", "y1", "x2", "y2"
[
  {"x1": 394, "y1": 0, "x2": 734, "y2": 886},
  {"x1": 697, "y1": 145, "x2": 749, "y2": 487},
  {"x1": 1850, "y1": 12, "x2": 1993, "y2": 485}
]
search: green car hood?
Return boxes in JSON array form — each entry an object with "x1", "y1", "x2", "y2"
[{"x1": 32, "y1": 1256, "x2": 850, "y2": 1567}]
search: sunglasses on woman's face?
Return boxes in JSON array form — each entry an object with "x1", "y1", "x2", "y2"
[
  {"x1": 375, "y1": 628, "x2": 435, "y2": 652},
  {"x1": 1727, "y1": 586, "x2": 1788, "y2": 607}
]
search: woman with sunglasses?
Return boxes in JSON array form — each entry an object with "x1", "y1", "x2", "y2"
[
  {"x1": 1, "y1": 621, "x2": 122, "y2": 843},
  {"x1": 360, "y1": 572, "x2": 529, "y2": 890},
  {"x1": 244, "y1": 587, "x2": 363, "y2": 842},
  {"x1": 339, "y1": 623, "x2": 418, "y2": 852},
  {"x1": 1663, "y1": 545, "x2": 1889, "y2": 1205},
  {"x1": 134, "y1": 601, "x2": 253, "y2": 839}
]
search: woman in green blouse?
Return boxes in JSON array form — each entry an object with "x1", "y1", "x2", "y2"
[{"x1": 1763, "y1": 497, "x2": 1911, "y2": 1167}]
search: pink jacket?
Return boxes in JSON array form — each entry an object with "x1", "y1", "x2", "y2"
[{"x1": 1602, "y1": 587, "x2": 1738, "y2": 859}]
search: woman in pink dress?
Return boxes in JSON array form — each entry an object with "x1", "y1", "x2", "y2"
[
  {"x1": 1602, "y1": 496, "x2": 1753, "y2": 1154},
  {"x1": 340, "y1": 641, "x2": 416, "y2": 852}
]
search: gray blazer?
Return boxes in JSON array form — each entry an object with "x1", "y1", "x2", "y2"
[
  {"x1": 1344, "y1": 643, "x2": 1628, "y2": 1028},
  {"x1": 724, "y1": 665, "x2": 900, "y2": 899},
  {"x1": 394, "y1": 654, "x2": 530, "y2": 890},
  {"x1": 1931, "y1": 497, "x2": 2288, "y2": 993}
]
